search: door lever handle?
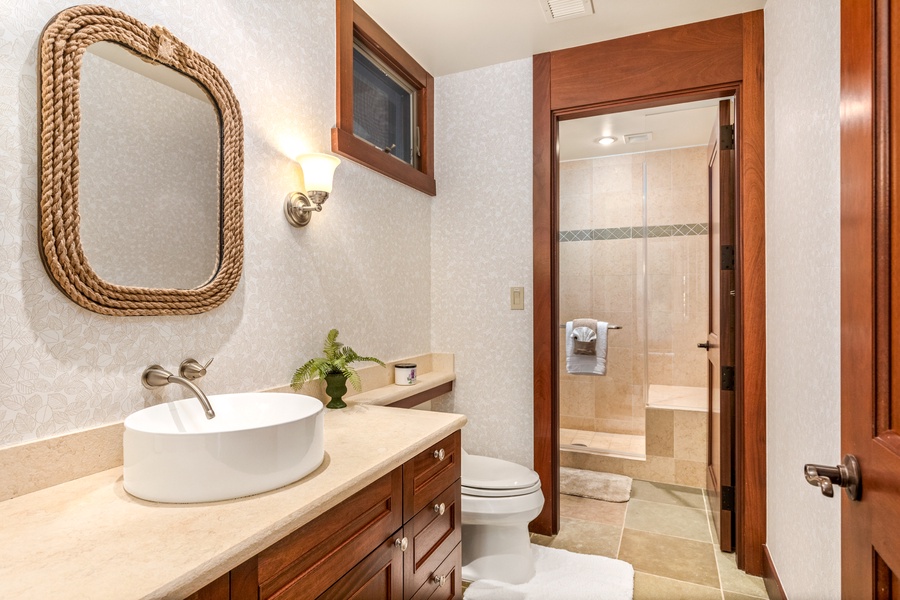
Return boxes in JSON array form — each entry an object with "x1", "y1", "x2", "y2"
[{"x1": 804, "y1": 455, "x2": 861, "y2": 501}]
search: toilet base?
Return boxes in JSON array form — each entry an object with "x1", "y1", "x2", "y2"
[{"x1": 461, "y1": 523, "x2": 535, "y2": 585}]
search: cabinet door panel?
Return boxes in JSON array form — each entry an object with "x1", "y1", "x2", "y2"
[
  {"x1": 403, "y1": 431, "x2": 461, "y2": 520},
  {"x1": 316, "y1": 535, "x2": 404, "y2": 600},
  {"x1": 184, "y1": 572, "x2": 229, "y2": 600},
  {"x1": 407, "y1": 543, "x2": 461, "y2": 600},
  {"x1": 404, "y1": 482, "x2": 461, "y2": 594},
  {"x1": 259, "y1": 468, "x2": 403, "y2": 600}
]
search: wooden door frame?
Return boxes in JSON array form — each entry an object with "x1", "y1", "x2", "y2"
[{"x1": 531, "y1": 11, "x2": 767, "y2": 575}]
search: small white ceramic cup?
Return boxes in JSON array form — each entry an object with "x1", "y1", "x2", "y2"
[{"x1": 394, "y1": 363, "x2": 417, "y2": 386}]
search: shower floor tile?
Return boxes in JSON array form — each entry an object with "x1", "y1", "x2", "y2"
[{"x1": 561, "y1": 427, "x2": 645, "y2": 457}]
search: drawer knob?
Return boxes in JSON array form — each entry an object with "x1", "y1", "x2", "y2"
[
  {"x1": 433, "y1": 502, "x2": 446, "y2": 516},
  {"x1": 394, "y1": 537, "x2": 408, "y2": 552},
  {"x1": 432, "y1": 573, "x2": 448, "y2": 587},
  {"x1": 433, "y1": 448, "x2": 446, "y2": 461}
]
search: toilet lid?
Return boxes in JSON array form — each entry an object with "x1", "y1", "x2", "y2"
[{"x1": 462, "y1": 453, "x2": 541, "y2": 495}]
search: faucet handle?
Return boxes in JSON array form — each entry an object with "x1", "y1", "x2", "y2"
[
  {"x1": 180, "y1": 357, "x2": 214, "y2": 381},
  {"x1": 142, "y1": 364, "x2": 174, "y2": 389}
]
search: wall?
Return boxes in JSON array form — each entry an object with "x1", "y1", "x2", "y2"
[
  {"x1": 431, "y1": 58, "x2": 535, "y2": 466},
  {"x1": 0, "y1": 0, "x2": 432, "y2": 447},
  {"x1": 765, "y1": 0, "x2": 841, "y2": 597},
  {"x1": 557, "y1": 148, "x2": 708, "y2": 437}
]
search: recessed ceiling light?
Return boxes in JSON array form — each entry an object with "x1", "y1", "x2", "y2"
[{"x1": 595, "y1": 136, "x2": 617, "y2": 146}]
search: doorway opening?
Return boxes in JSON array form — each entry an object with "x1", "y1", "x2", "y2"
[
  {"x1": 557, "y1": 99, "x2": 716, "y2": 464},
  {"x1": 556, "y1": 98, "x2": 736, "y2": 546}
]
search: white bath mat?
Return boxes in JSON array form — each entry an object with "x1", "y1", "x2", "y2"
[
  {"x1": 560, "y1": 467, "x2": 632, "y2": 503},
  {"x1": 464, "y1": 545, "x2": 634, "y2": 600}
]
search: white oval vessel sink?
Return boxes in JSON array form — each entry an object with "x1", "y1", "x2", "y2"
[{"x1": 123, "y1": 393, "x2": 324, "y2": 503}]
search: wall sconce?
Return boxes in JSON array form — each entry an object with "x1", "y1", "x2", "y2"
[{"x1": 284, "y1": 153, "x2": 341, "y2": 227}]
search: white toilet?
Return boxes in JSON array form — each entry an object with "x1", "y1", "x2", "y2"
[{"x1": 461, "y1": 450, "x2": 545, "y2": 584}]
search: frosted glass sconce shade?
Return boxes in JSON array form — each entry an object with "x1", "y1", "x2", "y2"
[
  {"x1": 297, "y1": 153, "x2": 340, "y2": 194},
  {"x1": 284, "y1": 153, "x2": 341, "y2": 227}
]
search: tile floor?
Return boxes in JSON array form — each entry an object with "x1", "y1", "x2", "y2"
[
  {"x1": 560, "y1": 427, "x2": 646, "y2": 457},
  {"x1": 530, "y1": 480, "x2": 769, "y2": 600}
]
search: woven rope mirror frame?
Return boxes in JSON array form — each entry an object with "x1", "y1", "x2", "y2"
[{"x1": 38, "y1": 5, "x2": 244, "y2": 316}]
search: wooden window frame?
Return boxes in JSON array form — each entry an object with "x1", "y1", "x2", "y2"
[{"x1": 332, "y1": 0, "x2": 436, "y2": 196}]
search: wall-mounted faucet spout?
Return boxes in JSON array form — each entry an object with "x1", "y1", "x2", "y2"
[{"x1": 142, "y1": 364, "x2": 216, "y2": 419}]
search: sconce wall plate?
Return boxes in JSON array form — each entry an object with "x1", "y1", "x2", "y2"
[{"x1": 284, "y1": 192, "x2": 313, "y2": 227}]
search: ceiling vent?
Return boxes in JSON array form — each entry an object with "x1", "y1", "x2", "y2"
[
  {"x1": 540, "y1": 0, "x2": 594, "y2": 23},
  {"x1": 624, "y1": 132, "x2": 653, "y2": 144}
]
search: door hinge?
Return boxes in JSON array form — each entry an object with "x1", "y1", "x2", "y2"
[
  {"x1": 720, "y1": 124, "x2": 735, "y2": 150},
  {"x1": 721, "y1": 245, "x2": 735, "y2": 270},
  {"x1": 721, "y1": 366, "x2": 735, "y2": 392},
  {"x1": 721, "y1": 485, "x2": 735, "y2": 511}
]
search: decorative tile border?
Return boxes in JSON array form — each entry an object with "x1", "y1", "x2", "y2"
[{"x1": 559, "y1": 223, "x2": 708, "y2": 242}]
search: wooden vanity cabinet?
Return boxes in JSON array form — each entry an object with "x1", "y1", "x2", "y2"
[{"x1": 190, "y1": 430, "x2": 462, "y2": 600}]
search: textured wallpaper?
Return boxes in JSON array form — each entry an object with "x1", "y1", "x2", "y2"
[
  {"x1": 79, "y1": 50, "x2": 221, "y2": 289},
  {"x1": 765, "y1": 0, "x2": 841, "y2": 597},
  {"x1": 431, "y1": 58, "x2": 535, "y2": 467},
  {"x1": 0, "y1": 0, "x2": 432, "y2": 447}
]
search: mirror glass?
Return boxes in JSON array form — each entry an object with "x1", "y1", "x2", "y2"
[{"x1": 78, "y1": 42, "x2": 221, "y2": 290}]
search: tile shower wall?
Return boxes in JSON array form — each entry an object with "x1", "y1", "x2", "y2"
[
  {"x1": 558, "y1": 148, "x2": 708, "y2": 436},
  {"x1": 0, "y1": 0, "x2": 432, "y2": 447}
]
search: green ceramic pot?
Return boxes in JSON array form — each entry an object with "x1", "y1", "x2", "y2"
[{"x1": 324, "y1": 372, "x2": 348, "y2": 409}]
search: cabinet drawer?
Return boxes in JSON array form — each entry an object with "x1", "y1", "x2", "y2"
[
  {"x1": 258, "y1": 468, "x2": 403, "y2": 600},
  {"x1": 403, "y1": 431, "x2": 461, "y2": 520},
  {"x1": 408, "y1": 542, "x2": 462, "y2": 600},
  {"x1": 404, "y1": 482, "x2": 461, "y2": 594},
  {"x1": 317, "y1": 533, "x2": 404, "y2": 600}
]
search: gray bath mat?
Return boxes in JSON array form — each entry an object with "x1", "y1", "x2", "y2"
[{"x1": 560, "y1": 467, "x2": 632, "y2": 503}]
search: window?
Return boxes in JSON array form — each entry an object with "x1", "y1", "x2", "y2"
[
  {"x1": 332, "y1": 0, "x2": 435, "y2": 196},
  {"x1": 353, "y1": 44, "x2": 416, "y2": 167}
]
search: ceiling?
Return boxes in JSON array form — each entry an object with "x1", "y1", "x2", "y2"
[
  {"x1": 355, "y1": 0, "x2": 767, "y2": 76},
  {"x1": 559, "y1": 99, "x2": 721, "y2": 161}
]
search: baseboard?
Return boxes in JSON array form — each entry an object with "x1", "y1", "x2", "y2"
[{"x1": 763, "y1": 545, "x2": 788, "y2": 600}]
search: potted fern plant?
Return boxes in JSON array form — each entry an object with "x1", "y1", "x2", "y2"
[{"x1": 291, "y1": 329, "x2": 385, "y2": 409}]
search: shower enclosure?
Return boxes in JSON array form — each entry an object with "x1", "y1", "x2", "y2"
[{"x1": 557, "y1": 102, "x2": 713, "y2": 470}]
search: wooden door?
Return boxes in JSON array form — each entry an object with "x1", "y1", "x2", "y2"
[
  {"x1": 706, "y1": 99, "x2": 737, "y2": 553},
  {"x1": 841, "y1": 0, "x2": 900, "y2": 595}
]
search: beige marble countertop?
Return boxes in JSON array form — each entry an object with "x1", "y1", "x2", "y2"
[{"x1": 0, "y1": 405, "x2": 466, "y2": 600}]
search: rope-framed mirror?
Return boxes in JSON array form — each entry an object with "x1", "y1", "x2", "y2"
[{"x1": 38, "y1": 5, "x2": 244, "y2": 316}]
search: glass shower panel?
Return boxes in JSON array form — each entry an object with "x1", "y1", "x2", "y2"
[
  {"x1": 643, "y1": 146, "x2": 710, "y2": 410},
  {"x1": 557, "y1": 117, "x2": 650, "y2": 455}
]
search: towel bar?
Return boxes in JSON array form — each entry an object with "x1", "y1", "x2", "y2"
[{"x1": 559, "y1": 323, "x2": 622, "y2": 330}]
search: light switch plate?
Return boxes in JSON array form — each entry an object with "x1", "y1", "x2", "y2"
[{"x1": 510, "y1": 287, "x2": 525, "y2": 310}]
